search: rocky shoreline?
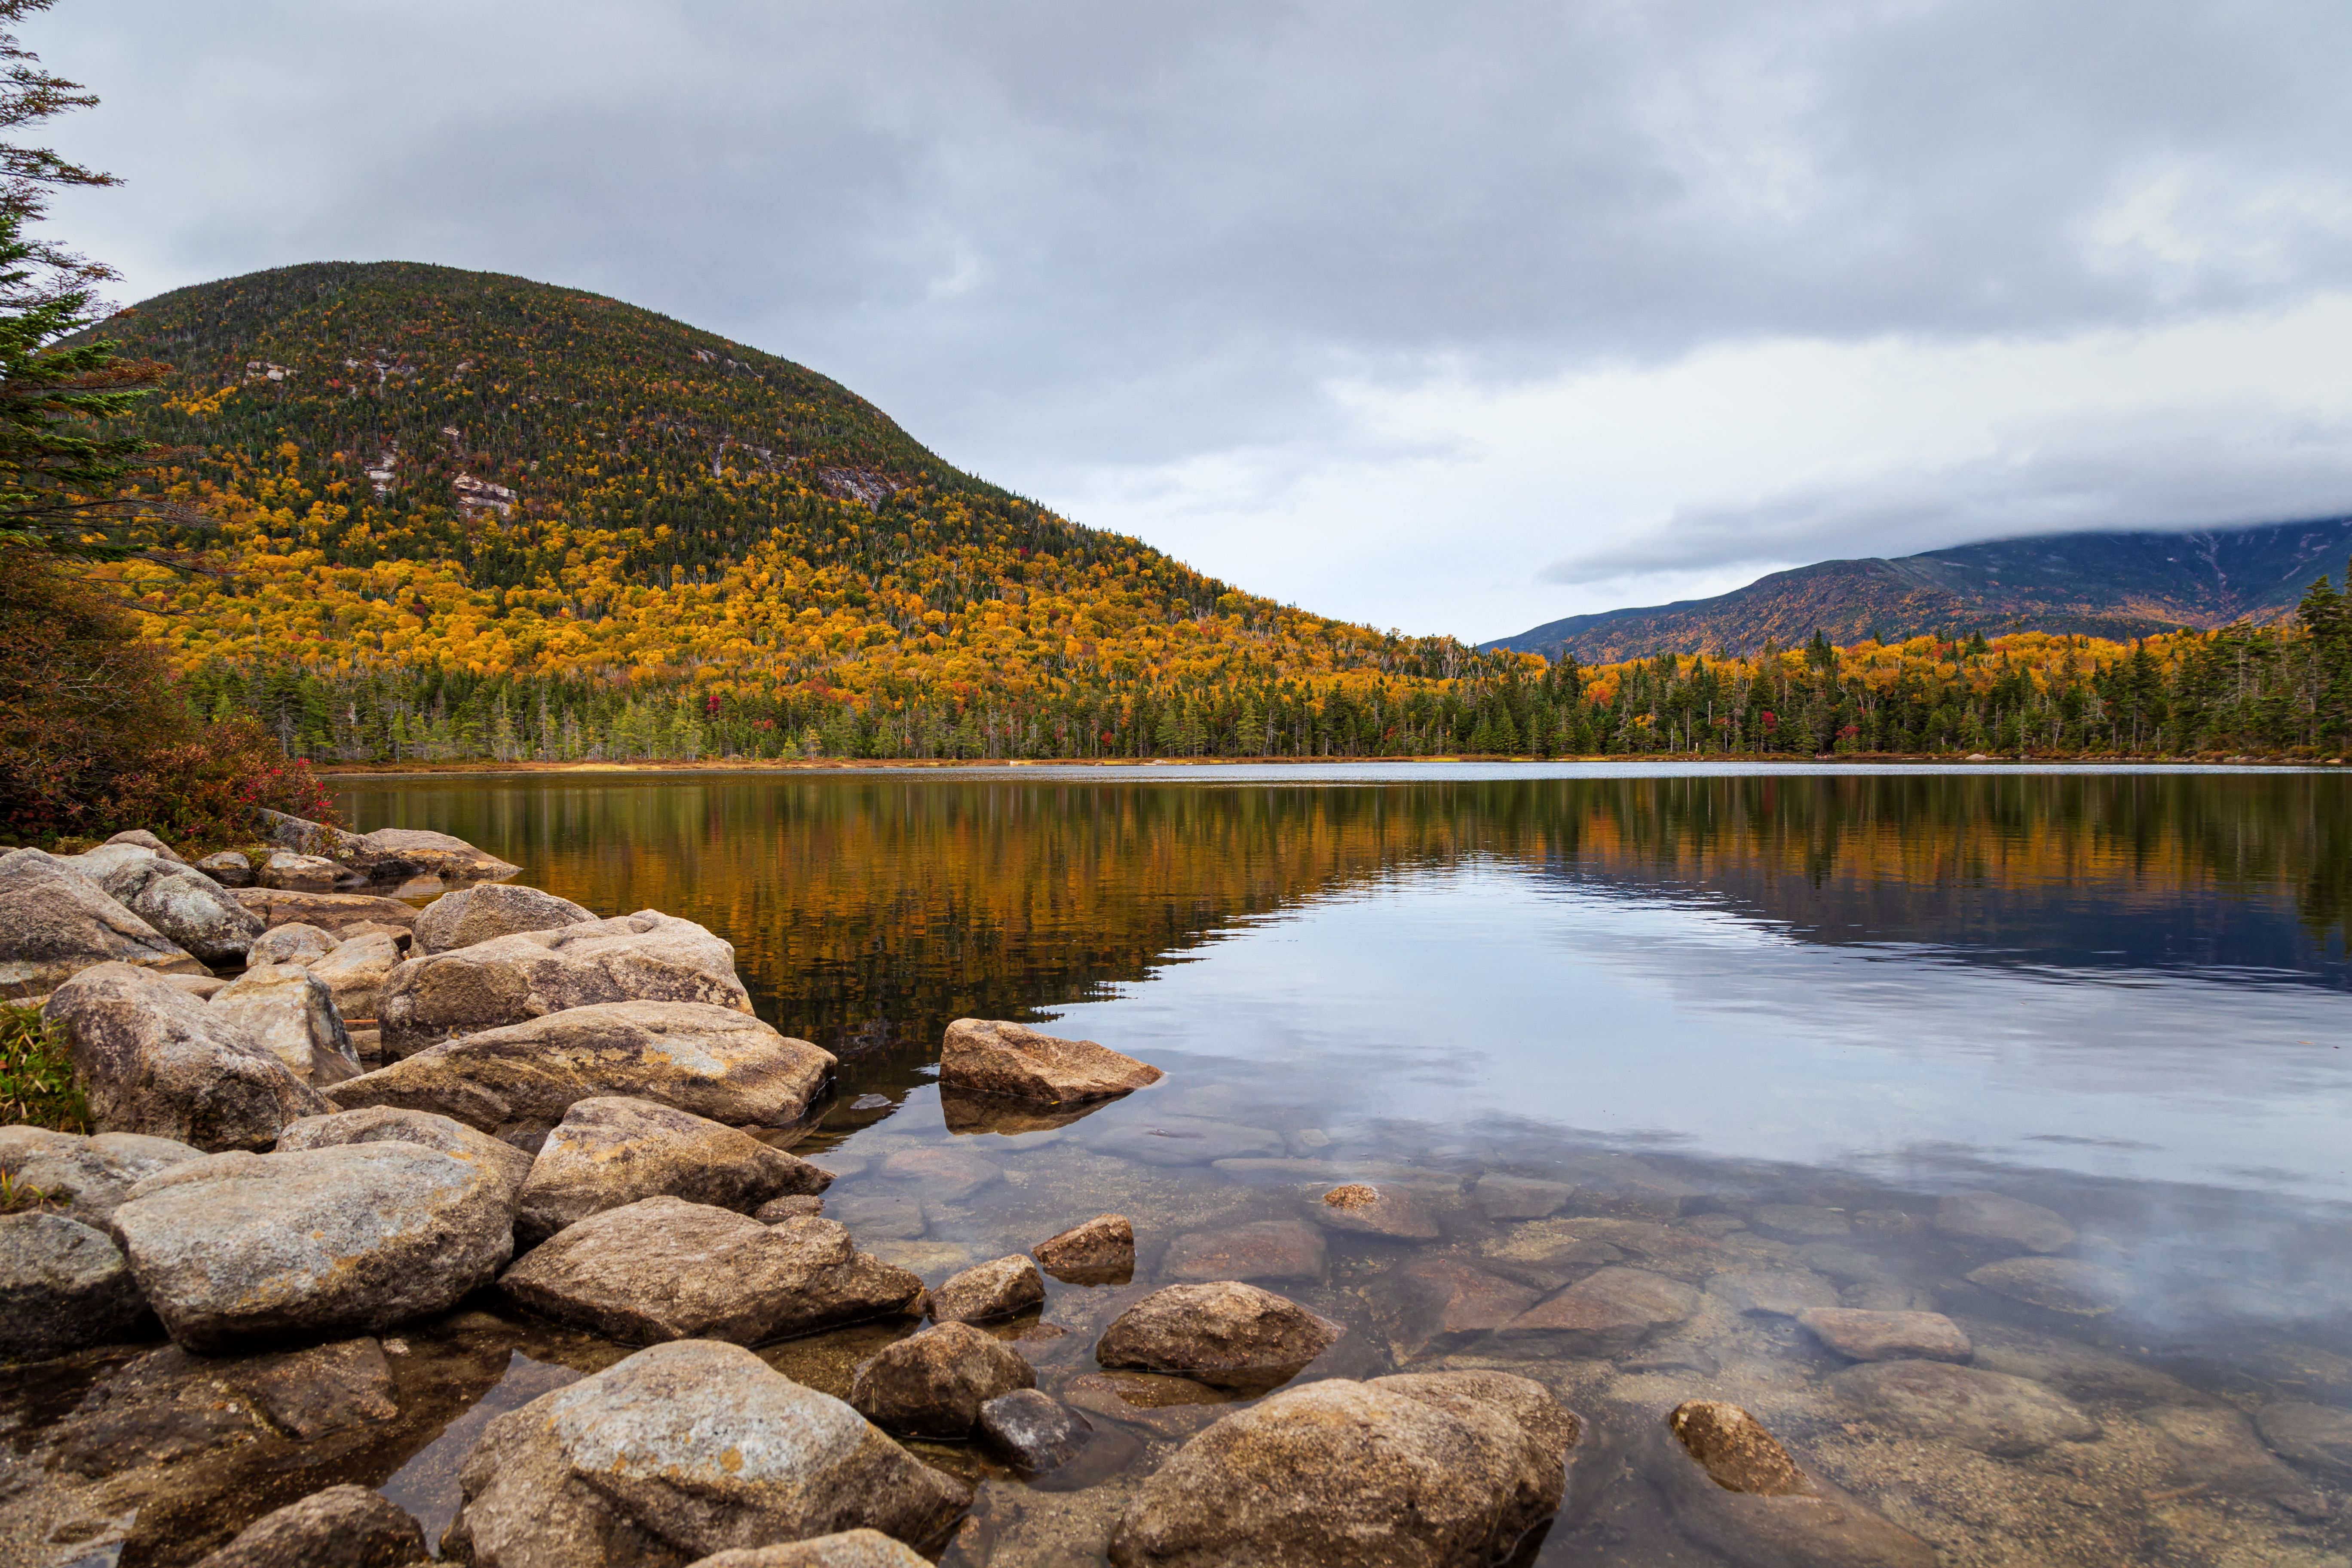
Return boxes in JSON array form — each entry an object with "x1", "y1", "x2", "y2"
[{"x1": 3, "y1": 815, "x2": 2347, "y2": 1567}]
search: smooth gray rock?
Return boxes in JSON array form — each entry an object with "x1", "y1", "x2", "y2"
[
  {"x1": 0, "y1": 1212, "x2": 152, "y2": 1360},
  {"x1": 928, "y1": 1253, "x2": 1046, "y2": 1323},
  {"x1": 190, "y1": 1484, "x2": 427, "y2": 1568},
  {"x1": 97, "y1": 855, "x2": 266, "y2": 965},
  {"x1": 978, "y1": 1388, "x2": 1094, "y2": 1475},
  {"x1": 443, "y1": 1340, "x2": 971, "y2": 1565},
  {"x1": 849, "y1": 1321, "x2": 1036, "y2": 1438},
  {"x1": 0, "y1": 1125, "x2": 203, "y2": 1222},
  {"x1": 1096, "y1": 1281, "x2": 1343, "y2": 1391},
  {"x1": 103, "y1": 829, "x2": 186, "y2": 864},
  {"x1": 1829, "y1": 1359, "x2": 2099, "y2": 1456},
  {"x1": 43, "y1": 962, "x2": 329, "y2": 1151},
  {"x1": 413, "y1": 881, "x2": 594, "y2": 953},
  {"x1": 111, "y1": 1141, "x2": 515, "y2": 1351},
  {"x1": 209, "y1": 963, "x2": 361, "y2": 1086},
  {"x1": 274, "y1": 1105, "x2": 534, "y2": 1205},
  {"x1": 261, "y1": 851, "x2": 343, "y2": 892},
  {"x1": 334, "y1": 1000, "x2": 835, "y2": 1149},
  {"x1": 307, "y1": 930, "x2": 404, "y2": 1020},
  {"x1": 1932, "y1": 1191, "x2": 2075, "y2": 1254},
  {"x1": 515, "y1": 1096, "x2": 832, "y2": 1246},
  {"x1": 0, "y1": 848, "x2": 207, "y2": 994},
  {"x1": 249, "y1": 921, "x2": 338, "y2": 967},
  {"x1": 195, "y1": 849, "x2": 257, "y2": 888},
  {"x1": 1655, "y1": 1400, "x2": 1937, "y2": 1568},
  {"x1": 377, "y1": 910, "x2": 754, "y2": 1055}
]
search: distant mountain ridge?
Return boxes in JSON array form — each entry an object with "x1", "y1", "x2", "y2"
[{"x1": 1484, "y1": 519, "x2": 2352, "y2": 662}]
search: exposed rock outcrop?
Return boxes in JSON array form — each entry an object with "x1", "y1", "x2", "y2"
[
  {"x1": 249, "y1": 922, "x2": 338, "y2": 966},
  {"x1": 307, "y1": 930, "x2": 404, "y2": 1020},
  {"x1": 848, "y1": 1321, "x2": 1036, "y2": 1438},
  {"x1": 96, "y1": 854, "x2": 266, "y2": 965},
  {"x1": 0, "y1": 1211, "x2": 153, "y2": 1360},
  {"x1": 103, "y1": 829, "x2": 186, "y2": 864},
  {"x1": 1095, "y1": 1281, "x2": 1342, "y2": 1390},
  {"x1": 208, "y1": 963, "x2": 361, "y2": 1086},
  {"x1": 0, "y1": 1124, "x2": 203, "y2": 1222},
  {"x1": 940, "y1": 1018, "x2": 1163, "y2": 1105},
  {"x1": 231, "y1": 887, "x2": 421, "y2": 937},
  {"x1": 514, "y1": 1096, "x2": 832, "y2": 1246},
  {"x1": 414, "y1": 881, "x2": 595, "y2": 953},
  {"x1": 274, "y1": 1105, "x2": 534, "y2": 1205},
  {"x1": 195, "y1": 849, "x2": 257, "y2": 888},
  {"x1": 0, "y1": 847, "x2": 206, "y2": 994}
]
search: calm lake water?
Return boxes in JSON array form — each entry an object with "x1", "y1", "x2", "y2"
[{"x1": 329, "y1": 764, "x2": 2352, "y2": 1566}]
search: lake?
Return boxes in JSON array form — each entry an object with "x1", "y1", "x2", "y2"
[{"x1": 331, "y1": 763, "x2": 2352, "y2": 1565}]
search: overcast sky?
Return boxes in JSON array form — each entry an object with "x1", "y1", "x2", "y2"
[{"x1": 30, "y1": 0, "x2": 2352, "y2": 640}]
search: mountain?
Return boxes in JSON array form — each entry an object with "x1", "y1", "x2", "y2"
[
  {"x1": 1484, "y1": 519, "x2": 2352, "y2": 662},
  {"x1": 92, "y1": 262, "x2": 1515, "y2": 760}
]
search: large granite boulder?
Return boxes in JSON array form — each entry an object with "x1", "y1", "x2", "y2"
[
  {"x1": 274, "y1": 1105, "x2": 534, "y2": 1205},
  {"x1": 0, "y1": 848, "x2": 207, "y2": 994},
  {"x1": 189, "y1": 1484, "x2": 428, "y2": 1568},
  {"x1": 261, "y1": 851, "x2": 344, "y2": 893},
  {"x1": 1653, "y1": 1400, "x2": 1937, "y2": 1568},
  {"x1": 110, "y1": 1141, "x2": 515, "y2": 1351},
  {"x1": 208, "y1": 964, "x2": 361, "y2": 1086},
  {"x1": 96, "y1": 854, "x2": 266, "y2": 966},
  {"x1": 43, "y1": 963, "x2": 330, "y2": 1151},
  {"x1": 102, "y1": 829, "x2": 187, "y2": 863},
  {"x1": 231, "y1": 887, "x2": 421, "y2": 938},
  {"x1": 69, "y1": 840, "x2": 171, "y2": 880},
  {"x1": 444, "y1": 1340, "x2": 971, "y2": 1565},
  {"x1": 501, "y1": 1199, "x2": 924, "y2": 1345},
  {"x1": 0, "y1": 1125, "x2": 203, "y2": 1222},
  {"x1": 358, "y1": 825, "x2": 521, "y2": 881},
  {"x1": 377, "y1": 910, "x2": 754, "y2": 1055},
  {"x1": 940, "y1": 1018, "x2": 1163, "y2": 1105},
  {"x1": 686, "y1": 1536, "x2": 928, "y2": 1568},
  {"x1": 1096, "y1": 1281, "x2": 1343, "y2": 1391},
  {"x1": 307, "y1": 930, "x2": 404, "y2": 1020},
  {"x1": 848, "y1": 1321, "x2": 1036, "y2": 1438},
  {"x1": 332, "y1": 1000, "x2": 834, "y2": 1148},
  {"x1": 249, "y1": 922, "x2": 339, "y2": 967},
  {"x1": 1108, "y1": 1373, "x2": 1577, "y2": 1568},
  {"x1": 414, "y1": 882, "x2": 595, "y2": 954},
  {"x1": 195, "y1": 849, "x2": 256, "y2": 888},
  {"x1": 0, "y1": 1211, "x2": 153, "y2": 1360},
  {"x1": 515, "y1": 1096, "x2": 833, "y2": 1246}
]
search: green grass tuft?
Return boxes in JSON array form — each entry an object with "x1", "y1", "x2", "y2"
[{"x1": 0, "y1": 1002, "x2": 90, "y2": 1134}]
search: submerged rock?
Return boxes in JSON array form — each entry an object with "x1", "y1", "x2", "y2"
[
  {"x1": 939, "y1": 1017, "x2": 1164, "y2": 1105},
  {"x1": 1965, "y1": 1256, "x2": 2130, "y2": 1317},
  {"x1": 500, "y1": 1198, "x2": 925, "y2": 1344},
  {"x1": 979, "y1": 1389, "x2": 1094, "y2": 1476},
  {"x1": 190, "y1": 1484, "x2": 429, "y2": 1568},
  {"x1": 43, "y1": 962, "x2": 330, "y2": 1151},
  {"x1": 1797, "y1": 1308, "x2": 1973, "y2": 1363},
  {"x1": 1932, "y1": 1191, "x2": 2076, "y2": 1254},
  {"x1": 208, "y1": 963, "x2": 362, "y2": 1086},
  {"x1": 331, "y1": 999, "x2": 834, "y2": 1148},
  {"x1": 413, "y1": 881, "x2": 595, "y2": 954},
  {"x1": 444, "y1": 1340, "x2": 971, "y2": 1565},
  {"x1": 1473, "y1": 1173, "x2": 1572, "y2": 1220},
  {"x1": 1750, "y1": 1204, "x2": 1854, "y2": 1241},
  {"x1": 0, "y1": 1211, "x2": 152, "y2": 1360},
  {"x1": 230, "y1": 1336, "x2": 401, "y2": 1439},
  {"x1": 377, "y1": 910, "x2": 754, "y2": 1055},
  {"x1": 1107, "y1": 1373, "x2": 1575, "y2": 1568},
  {"x1": 1163, "y1": 1219, "x2": 1328, "y2": 1284},
  {"x1": 1309, "y1": 1182, "x2": 1441, "y2": 1240},
  {"x1": 2257, "y1": 1400, "x2": 2352, "y2": 1479},
  {"x1": 0, "y1": 847, "x2": 207, "y2": 993},
  {"x1": 928, "y1": 1254, "x2": 1047, "y2": 1323},
  {"x1": 249, "y1": 921, "x2": 339, "y2": 967},
  {"x1": 1497, "y1": 1265, "x2": 1700, "y2": 1356},
  {"x1": 1709, "y1": 1269, "x2": 1841, "y2": 1318},
  {"x1": 1032, "y1": 1213, "x2": 1134, "y2": 1284},
  {"x1": 274, "y1": 1105, "x2": 534, "y2": 1205},
  {"x1": 879, "y1": 1144, "x2": 1001, "y2": 1200},
  {"x1": 1828, "y1": 1359, "x2": 2099, "y2": 1456},
  {"x1": 1656, "y1": 1400, "x2": 1937, "y2": 1568},
  {"x1": 849, "y1": 1321, "x2": 1036, "y2": 1438},
  {"x1": 1096, "y1": 1281, "x2": 1342, "y2": 1390},
  {"x1": 1088, "y1": 1115, "x2": 1282, "y2": 1167},
  {"x1": 515, "y1": 1095, "x2": 832, "y2": 1246},
  {"x1": 97, "y1": 854, "x2": 266, "y2": 966},
  {"x1": 2142, "y1": 1403, "x2": 2330, "y2": 1506},
  {"x1": 0, "y1": 1124, "x2": 203, "y2": 1222},
  {"x1": 686, "y1": 1534, "x2": 930, "y2": 1568},
  {"x1": 110, "y1": 1141, "x2": 515, "y2": 1351},
  {"x1": 1379, "y1": 1255, "x2": 1540, "y2": 1361}
]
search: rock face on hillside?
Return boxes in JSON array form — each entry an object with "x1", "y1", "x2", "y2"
[
  {"x1": 96, "y1": 855, "x2": 266, "y2": 966},
  {"x1": 377, "y1": 910, "x2": 754, "y2": 1055},
  {"x1": 444, "y1": 1340, "x2": 972, "y2": 1565},
  {"x1": 940, "y1": 1019, "x2": 1164, "y2": 1105},
  {"x1": 332, "y1": 1000, "x2": 834, "y2": 1148},
  {"x1": 414, "y1": 882, "x2": 594, "y2": 953},
  {"x1": 0, "y1": 848, "x2": 207, "y2": 994},
  {"x1": 514, "y1": 1096, "x2": 832, "y2": 1245},
  {"x1": 43, "y1": 963, "x2": 330, "y2": 1151}
]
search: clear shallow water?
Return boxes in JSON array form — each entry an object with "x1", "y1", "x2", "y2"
[{"x1": 326, "y1": 766, "x2": 2352, "y2": 1564}]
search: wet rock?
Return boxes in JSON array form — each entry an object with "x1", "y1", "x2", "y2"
[
  {"x1": 1032, "y1": 1213, "x2": 1134, "y2": 1284},
  {"x1": 1065, "y1": 1371, "x2": 1234, "y2": 1439},
  {"x1": 929, "y1": 1254, "x2": 1046, "y2": 1323},
  {"x1": 0, "y1": 1124, "x2": 202, "y2": 1222},
  {"x1": 499, "y1": 1198, "x2": 924, "y2": 1344},
  {"x1": 940, "y1": 1017, "x2": 1164, "y2": 1105},
  {"x1": 1474, "y1": 1173, "x2": 1571, "y2": 1220},
  {"x1": 0, "y1": 847, "x2": 207, "y2": 992},
  {"x1": 1107, "y1": 1374, "x2": 1574, "y2": 1568},
  {"x1": 1378, "y1": 1255, "x2": 1539, "y2": 1361},
  {"x1": 1966, "y1": 1324, "x2": 2204, "y2": 1406},
  {"x1": 516, "y1": 1096, "x2": 832, "y2": 1246},
  {"x1": 939, "y1": 1089, "x2": 1102, "y2": 1136},
  {"x1": 1547, "y1": 1152, "x2": 1704, "y2": 1218},
  {"x1": 444, "y1": 1340, "x2": 971, "y2": 1564},
  {"x1": 1096, "y1": 1280, "x2": 1343, "y2": 1390},
  {"x1": 250, "y1": 921, "x2": 339, "y2": 966},
  {"x1": 757, "y1": 1194, "x2": 827, "y2": 1222},
  {"x1": 262, "y1": 851, "x2": 343, "y2": 892},
  {"x1": 209, "y1": 963, "x2": 362, "y2": 1087},
  {"x1": 105, "y1": 828, "x2": 187, "y2": 863},
  {"x1": 2143, "y1": 1403, "x2": 2328, "y2": 1505},
  {"x1": 234, "y1": 1336, "x2": 401, "y2": 1438},
  {"x1": 231, "y1": 887, "x2": 421, "y2": 938},
  {"x1": 332, "y1": 1000, "x2": 834, "y2": 1147},
  {"x1": 0, "y1": 1212, "x2": 151, "y2": 1360},
  {"x1": 1965, "y1": 1256, "x2": 2129, "y2": 1317},
  {"x1": 274, "y1": 1105, "x2": 534, "y2": 1204},
  {"x1": 1795, "y1": 1241, "x2": 1897, "y2": 1284},
  {"x1": 1797, "y1": 1308, "x2": 1973, "y2": 1363},
  {"x1": 831, "y1": 1191, "x2": 928, "y2": 1240},
  {"x1": 1655, "y1": 1400, "x2": 1937, "y2": 1568},
  {"x1": 1932, "y1": 1191, "x2": 2076, "y2": 1254},
  {"x1": 43, "y1": 962, "x2": 330, "y2": 1151},
  {"x1": 97, "y1": 854, "x2": 266, "y2": 965},
  {"x1": 413, "y1": 881, "x2": 595, "y2": 954},
  {"x1": 196, "y1": 849, "x2": 257, "y2": 888},
  {"x1": 848, "y1": 1321, "x2": 1036, "y2": 1438},
  {"x1": 1310, "y1": 1181, "x2": 1440, "y2": 1240},
  {"x1": 190, "y1": 1483, "x2": 429, "y2": 1568},
  {"x1": 1488, "y1": 1216, "x2": 1722, "y2": 1283},
  {"x1": 308, "y1": 931, "x2": 404, "y2": 1020},
  {"x1": 1088, "y1": 1114, "x2": 1283, "y2": 1167},
  {"x1": 979, "y1": 1388, "x2": 1093, "y2": 1475},
  {"x1": 1163, "y1": 1219, "x2": 1329, "y2": 1284},
  {"x1": 46, "y1": 1343, "x2": 276, "y2": 1476},
  {"x1": 1829, "y1": 1359, "x2": 2099, "y2": 1455},
  {"x1": 1751, "y1": 1204, "x2": 1853, "y2": 1241},
  {"x1": 879, "y1": 1144, "x2": 1001, "y2": 1200},
  {"x1": 2257, "y1": 1400, "x2": 2352, "y2": 1479},
  {"x1": 354, "y1": 825, "x2": 521, "y2": 882},
  {"x1": 1708, "y1": 1269, "x2": 1841, "y2": 1317},
  {"x1": 1498, "y1": 1265, "x2": 1700, "y2": 1355},
  {"x1": 111, "y1": 1141, "x2": 515, "y2": 1352},
  {"x1": 686, "y1": 1534, "x2": 930, "y2": 1568},
  {"x1": 377, "y1": 910, "x2": 754, "y2": 1055}
]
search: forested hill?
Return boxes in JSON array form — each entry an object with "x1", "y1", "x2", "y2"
[
  {"x1": 1486, "y1": 518, "x2": 2352, "y2": 662},
  {"x1": 98, "y1": 262, "x2": 1516, "y2": 760}
]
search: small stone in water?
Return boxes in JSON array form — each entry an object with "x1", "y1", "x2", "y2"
[
  {"x1": 929, "y1": 1254, "x2": 1046, "y2": 1323},
  {"x1": 850, "y1": 1093, "x2": 893, "y2": 1111},
  {"x1": 1474, "y1": 1174, "x2": 1572, "y2": 1220},
  {"x1": 1163, "y1": 1219, "x2": 1328, "y2": 1284},
  {"x1": 848, "y1": 1320, "x2": 1035, "y2": 1439},
  {"x1": 1933, "y1": 1191, "x2": 2076, "y2": 1254},
  {"x1": 977, "y1": 1387, "x2": 1093, "y2": 1475},
  {"x1": 1797, "y1": 1308, "x2": 1972, "y2": 1363},
  {"x1": 1750, "y1": 1204, "x2": 1852, "y2": 1241},
  {"x1": 2257, "y1": 1400, "x2": 2352, "y2": 1479},
  {"x1": 190, "y1": 1482, "x2": 429, "y2": 1568},
  {"x1": 879, "y1": 1145, "x2": 1001, "y2": 1200},
  {"x1": 1707, "y1": 1269, "x2": 1839, "y2": 1318},
  {"x1": 1966, "y1": 1256, "x2": 2129, "y2": 1317},
  {"x1": 1309, "y1": 1182, "x2": 1440, "y2": 1240},
  {"x1": 1669, "y1": 1400, "x2": 1812, "y2": 1494},
  {"x1": 1032, "y1": 1213, "x2": 1134, "y2": 1284}
]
